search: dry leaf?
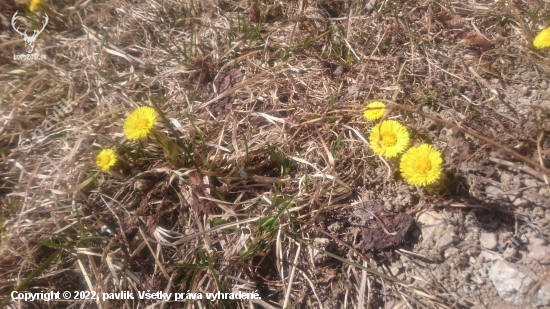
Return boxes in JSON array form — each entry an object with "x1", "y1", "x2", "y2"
[
  {"x1": 249, "y1": 2, "x2": 261, "y2": 23},
  {"x1": 438, "y1": 13, "x2": 466, "y2": 35},
  {"x1": 464, "y1": 32, "x2": 493, "y2": 53}
]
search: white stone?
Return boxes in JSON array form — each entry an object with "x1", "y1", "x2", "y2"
[
  {"x1": 533, "y1": 283, "x2": 550, "y2": 307},
  {"x1": 488, "y1": 260, "x2": 536, "y2": 305},
  {"x1": 480, "y1": 232, "x2": 498, "y2": 250},
  {"x1": 416, "y1": 211, "x2": 446, "y2": 242},
  {"x1": 485, "y1": 186, "x2": 503, "y2": 198},
  {"x1": 436, "y1": 233, "x2": 455, "y2": 249},
  {"x1": 389, "y1": 263, "x2": 402, "y2": 276},
  {"x1": 312, "y1": 238, "x2": 331, "y2": 263},
  {"x1": 513, "y1": 197, "x2": 529, "y2": 207},
  {"x1": 528, "y1": 246, "x2": 550, "y2": 264},
  {"x1": 527, "y1": 233, "x2": 548, "y2": 248}
]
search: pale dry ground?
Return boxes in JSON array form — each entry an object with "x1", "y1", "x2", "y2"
[{"x1": 1, "y1": 0, "x2": 550, "y2": 308}]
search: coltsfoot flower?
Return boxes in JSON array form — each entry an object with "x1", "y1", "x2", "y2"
[
  {"x1": 400, "y1": 144, "x2": 443, "y2": 186},
  {"x1": 124, "y1": 106, "x2": 157, "y2": 140},
  {"x1": 364, "y1": 101, "x2": 386, "y2": 120},
  {"x1": 96, "y1": 149, "x2": 117, "y2": 171},
  {"x1": 533, "y1": 27, "x2": 550, "y2": 49},
  {"x1": 29, "y1": 0, "x2": 41, "y2": 11},
  {"x1": 369, "y1": 120, "x2": 409, "y2": 158}
]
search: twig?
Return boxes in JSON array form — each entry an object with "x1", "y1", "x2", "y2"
[
  {"x1": 508, "y1": 0, "x2": 533, "y2": 44},
  {"x1": 489, "y1": 157, "x2": 547, "y2": 182},
  {"x1": 358, "y1": 260, "x2": 368, "y2": 309},
  {"x1": 298, "y1": 269, "x2": 324, "y2": 309},
  {"x1": 524, "y1": 265, "x2": 550, "y2": 308},
  {"x1": 138, "y1": 227, "x2": 170, "y2": 279},
  {"x1": 396, "y1": 249, "x2": 436, "y2": 263},
  {"x1": 282, "y1": 244, "x2": 301, "y2": 308},
  {"x1": 537, "y1": 132, "x2": 549, "y2": 185},
  {"x1": 468, "y1": 66, "x2": 498, "y2": 97},
  {"x1": 359, "y1": 25, "x2": 390, "y2": 81}
]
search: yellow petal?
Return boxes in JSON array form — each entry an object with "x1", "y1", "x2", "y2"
[{"x1": 534, "y1": 27, "x2": 550, "y2": 49}]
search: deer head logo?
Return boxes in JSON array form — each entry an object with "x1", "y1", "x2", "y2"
[{"x1": 11, "y1": 11, "x2": 49, "y2": 54}]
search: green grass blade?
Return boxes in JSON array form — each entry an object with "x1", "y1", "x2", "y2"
[
  {"x1": 34, "y1": 241, "x2": 72, "y2": 249},
  {"x1": 149, "y1": 97, "x2": 185, "y2": 149},
  {"x1": 266, "y1": 142, "x2": 284, "y2": 166},
  {"x1": 0, "y1": 248, "x2": 62, "y2": 308},
  {"x1": 268, "y1": 194, "x2": 296, "y2": 231}
]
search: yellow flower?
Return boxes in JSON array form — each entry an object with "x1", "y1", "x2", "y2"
[
  {"x1": 400, "y1": 144, "x2": 443, "y2": 186},
  {"x1": 29, "y1": 0, "x2": 41, "y2": 11},
  {"x1": 124, "y1": 106, "x2": 157, "y2": 140},
  {"x1": 369, "y1": 120, "x2": 409, "y2": 158},
  {"x1": 533, "y1": 27, "x2": 550, "y2": 49},
  {"x1": 96, "y1": 149, "x2": 117, "y2": 171},
  {"x1": 364, "y1": 101, "x2": 386, "y2": 120}
]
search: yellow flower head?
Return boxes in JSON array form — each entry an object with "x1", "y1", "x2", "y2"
[
  {"x1": 96, "y1": 149, "x2": 117, "y2": 171},
  {"x1": 534, "y1": 27, "x2": 550, "y2": 49},
  {"x1": 400, "y1": 144, "x2": 443, "y2": 186},
  {"x1": 364, "y1": 101, "x2": 386, "y2": 120},
  {"x1": 124, "y1": 106, "x2": 157, "y2": 140},
  {"x1": 29, "y1": 0, "x2": 41, "y2": 11},
  {"x1": 369, "y1": 120, "x2": 409, "y2": 158}
]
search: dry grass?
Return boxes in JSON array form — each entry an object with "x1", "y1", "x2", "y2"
[{"x1": 1, "y1": 0, "x2": 550, "y2": 308}]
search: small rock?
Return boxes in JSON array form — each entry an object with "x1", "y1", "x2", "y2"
[
  {"x1": 416, "y1": 211, "x2": 446, "y2": 242},
  {"x1": 389, "y1": 263, "x2": 402, "y2": 276},
  {"x1": 540, "y1": 100, "x2": 550, "y2": 109},
  {"x1": 134, "y1": 179, "x2": 154, "y2": 192},
  {"x1": 480, "y1": 250, "x2": 504, "y2": 262},
  {"x1": 485, "y1": 186, "x2": 504, "y2": 198},
  {"x1": 518, "y1": 98, "x2": 530, "y2": 105},
  {"x1": 533, "y1": 283, "x2": 550, "y2": 307},
  {"x1": 312, "y1": 238, "x2": 331, "y2": 263},
  {"x1": 533, "y1": 207, "x2": 545, "y2": 218},
  {"x1": 444, "y1": 247, "x2": 459, "y2": 259},
  {"x1": 489, "y1": 260, "x2": 536, "y2": 305},
  {"x1": 328, "y1": 222, "x2": 342, "y2": 233},
  {"x1": 527, "y1": 234, "x2": 548, "y2": 251},
  {"x1": 442, "y1": 208, "x2": 453, "y2": 219},
  {"x1": 513, "y1": 197, "x2": 529, "y2": 207},
  {"x1": 528, "y1": 246, "x2": 550, "y2": 264},
  {"x1": 480, "y1": 232, "x2": 498, "y2": 250},
  {"x1": 436, "y1": 233, "x2": 456, "y2": 249},
  {"x1": 486, "y1": 186, "x2": 516, "y2": 201}
]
